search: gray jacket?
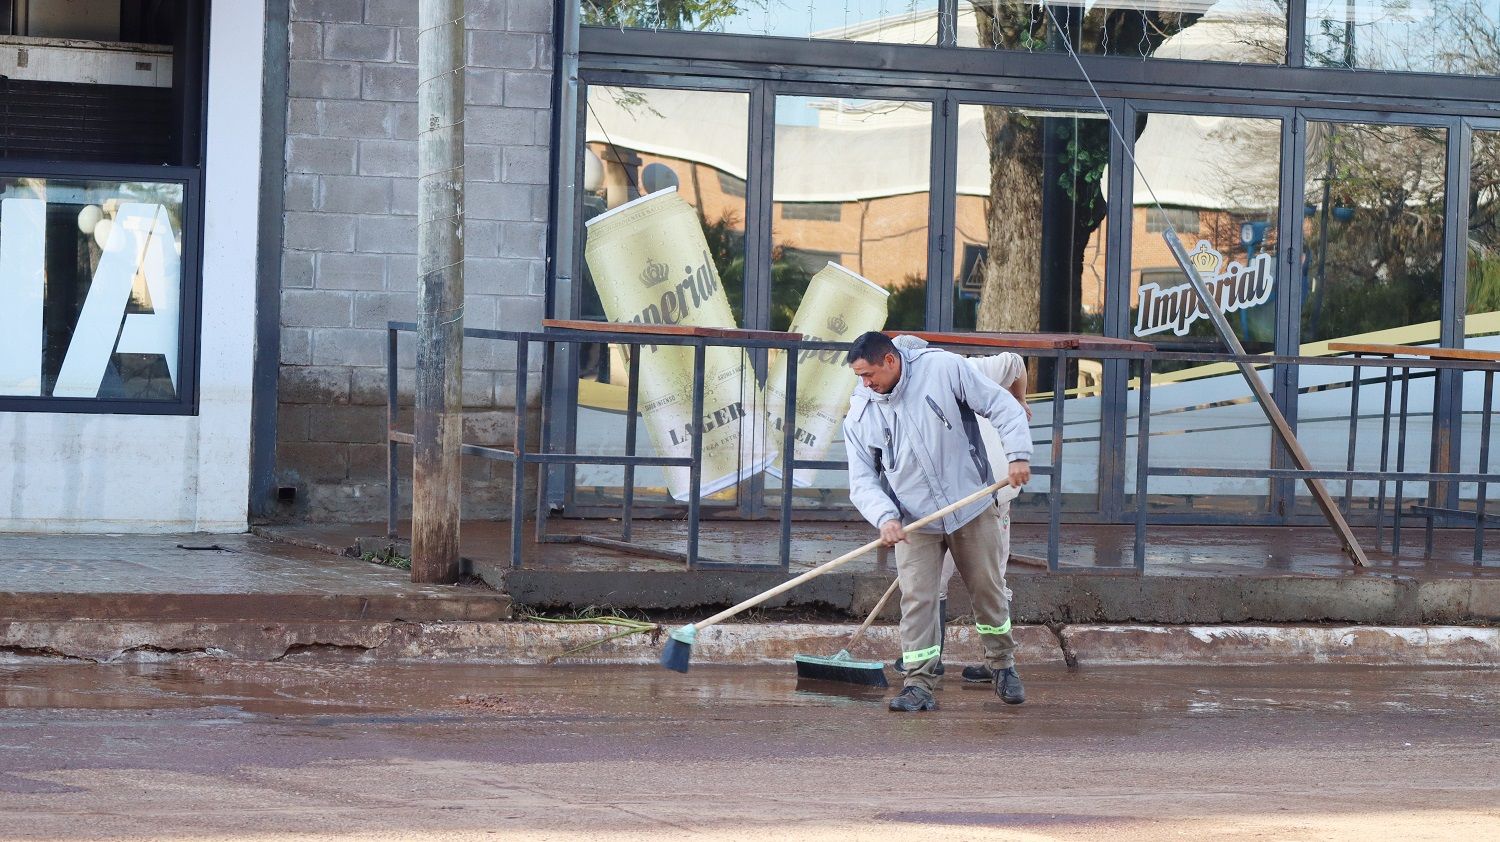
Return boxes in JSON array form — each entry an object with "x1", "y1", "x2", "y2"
[{"x1": 843, "y1": 345, "x2": 1033, "y2": 534}]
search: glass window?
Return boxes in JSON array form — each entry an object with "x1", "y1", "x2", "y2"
[
  {"x1": 1125, "y1": 113, "x2": 1282, "y2": 514},
  {"x1": 1468, "y1": 130, "x2": 1500, "y2": 336},
  {"x1": 582, "y1": 86, "x2": 749, "y2": 325},
  {"x1": 1461, "y1": 130, "x2": 1500, "y2": 505},
  {"x1": 1306, "y1": 0, "x2": 1500, "y2": 75},
  {"x1": 581, "y1": 1, "x2": 943, "y2": 43},
  {"x1": 0, "y1": 177, "x2": 186, "y2": 400},
  {"x1": 954, "y1": 104, "x2": 1109, "y2": 335},
  {"x1": 576, "y1": 85, "x2": 759, "y2": 505},
  {"x1": 1300, "y1": 121, "x2": 1445, "y2": 347},
  {"x1": 1296, "y1": 121, "x2": 1446, "y2": 516},
  {"x1": 957, "y1": 0, "x2": 1287, "y2": 63},
  {"x1": 771, "y1": 95, "x2": 931, "y2": 332},
  {"x1": 954, "y1": 103, "x2": 1111, "y2": 510},
  {"x1": 0, "y1": 2, "x2": 200, "y2": 165}
]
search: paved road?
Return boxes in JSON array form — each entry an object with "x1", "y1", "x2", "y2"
[{"x1": 1, "y1": 660, "x2": 1497, "y2": 840}]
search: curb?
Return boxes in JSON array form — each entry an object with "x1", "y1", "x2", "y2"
[{"x1": 3, "y1": 621, "x2": 1498, "y2": 667}]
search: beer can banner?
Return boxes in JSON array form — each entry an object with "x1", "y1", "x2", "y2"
[
  {"x1": 583, "y1": 187, "x2": 772, "y2": 501},
  {"x1": 765, "y1": 262, "x2": 889, "y2": 488}
]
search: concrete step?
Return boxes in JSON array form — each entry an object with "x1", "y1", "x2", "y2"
[{"x1": 4, "y1": 620, "x2": 1497, "y2": 667}]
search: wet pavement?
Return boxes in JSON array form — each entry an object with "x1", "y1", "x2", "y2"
[{"x1": 2, "y1": 661, "x2": 1498, "y2": 840}]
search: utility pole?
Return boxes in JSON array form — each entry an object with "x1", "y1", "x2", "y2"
[{"x1": 412, "y1": 0, "x2": 465, "y2": 583}]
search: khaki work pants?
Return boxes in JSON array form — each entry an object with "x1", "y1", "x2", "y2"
[{"x1": 895, "y1": 502, "x2": 1016, "y2": 691}]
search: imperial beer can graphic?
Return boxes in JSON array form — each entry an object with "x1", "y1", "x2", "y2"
[
  {"x1": 765, "y1": 262, "x2": 889, "y2": 488},
  {"x1": 583, "y1": 187, "x2": 772, "y2": 501}
]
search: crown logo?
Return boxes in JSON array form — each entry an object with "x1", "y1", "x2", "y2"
[
  {"x1": 827, "y1": 314, "x2": 849, "y2": 335},
  {"x1": 1188, "y1": 241, "x2": 1223, "y2": 276},
  {"x1": 639, "y1": 259, "x2": 670, "y2": 288}
]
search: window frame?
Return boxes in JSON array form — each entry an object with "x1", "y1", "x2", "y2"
[{"x1": 0, "y1": 160, "x2": 204, "y2": 416}]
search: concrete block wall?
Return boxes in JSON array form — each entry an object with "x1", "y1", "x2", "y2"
[{"x1": 276, "y1": 0, "x2": 553, "y2": 520}]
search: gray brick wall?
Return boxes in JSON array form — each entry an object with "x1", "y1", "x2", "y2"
[{"x1": 277, "y1": 0, "x2": 553, "y2": 521}]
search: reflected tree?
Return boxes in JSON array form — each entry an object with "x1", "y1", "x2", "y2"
[
  {"x1": 1468, "y1": 134, "x2": 1500, "y2": 319},
  {"x1": 1301, "y1": 122, "x2": 1446, "y2": 343},
  {"x1": 970, "y1": 1, "x2": 1205, "y2": 333}
]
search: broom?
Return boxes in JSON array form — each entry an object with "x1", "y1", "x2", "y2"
[
  {"x1": 792, "y1": 576, "x2": 899, "y2": 686},
  {"x1": 660, "y1": 479, "x2": 1009, "y2": 673}
]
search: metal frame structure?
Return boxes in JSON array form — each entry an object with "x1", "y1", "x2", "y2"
[
  {"x1": 543, "y1": 5, "x2": 1500, "y2": 529},
  {"x1": 385, "y1": 321, "x2": 1500, "y2": 570}
]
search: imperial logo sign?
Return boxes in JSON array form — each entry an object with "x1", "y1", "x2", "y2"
[{"x1": 1134, "y1": 240, "x2": 1274, "y2": 337}]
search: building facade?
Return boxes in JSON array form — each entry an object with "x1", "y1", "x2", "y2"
[{"x1": 2, "y1": 0, "x2": 1498, "y2": 533}]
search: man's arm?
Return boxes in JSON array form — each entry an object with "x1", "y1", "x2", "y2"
[
  {"x1": 951, "y1": 354, "x2": 1034, "y2": 485},
  {"x1": 969, "y1": 352, "x2": 1030, "y2": 420},
  {"x1": 843, "y1": 419, "x2": 902, "y2": 541}
]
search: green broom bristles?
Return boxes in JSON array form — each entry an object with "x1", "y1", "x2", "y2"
[{"x1": 793, "y1": 650, "x2": 888, "y2": 687}]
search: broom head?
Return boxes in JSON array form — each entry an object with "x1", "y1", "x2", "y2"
[{"x1": 794, "y1": 649, "x2": 888, "y2": 687}]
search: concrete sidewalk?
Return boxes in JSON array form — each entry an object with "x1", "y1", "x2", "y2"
[
  {"x1": 1, "y1": 530, "x2": 1497, "y2": 666},
  {"x1": 0, "y1": 532, "x2": 510, "y2": 661},
  {"x1": 260, "y1": 520, "x2": 1500, "y2": 626}
]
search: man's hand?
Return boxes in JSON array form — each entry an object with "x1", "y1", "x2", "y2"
[
  {"x1": 1008, "y1": 460, "x2": 1031, "y2": 487},
  {"x1": 879, "y1": 519, "x2": 907, "y2": 547}
]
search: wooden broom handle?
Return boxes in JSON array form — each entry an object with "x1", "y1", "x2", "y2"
[
  {"x1": 845, "y1": 577, "x2": 900, "y2": 652},
  {"x1": 692, "y1": 479, "x2": 1008, "y2": 631}
]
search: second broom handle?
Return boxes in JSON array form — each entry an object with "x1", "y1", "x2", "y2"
[
  {"x1": 692, "y1": 479, "x2": 1008, "y2": 631},
  {"x1": 845, "y1": 576, "x2": 900, "y2": 652}
]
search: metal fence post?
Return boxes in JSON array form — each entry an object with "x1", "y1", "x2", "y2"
[{"x1": 1133, "y1": 356, "x2": 1152, "y2": 572}]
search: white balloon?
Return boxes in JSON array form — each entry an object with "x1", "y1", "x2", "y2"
[
  {"x1": 93, "y1": 218, "x2": 113, "y2": 250},
  {"x1": 77, "y1": 204, "x2": 103, "y2": 235}
]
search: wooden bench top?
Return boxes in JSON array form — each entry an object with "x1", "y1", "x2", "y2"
[
  {"x1": 1328, "y1": 342, "x2": 1500, "y2": 363},
  {"x1": 543, "y1": 319, "x2": 802, "y2": 342}
]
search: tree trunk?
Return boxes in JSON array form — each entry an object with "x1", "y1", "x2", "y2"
[{"x1": 977, "y1": 106, "x2": 1045, "y2": 332}]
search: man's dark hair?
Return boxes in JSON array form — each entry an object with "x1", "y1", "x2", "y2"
[{"x1": 846, "y1": 331, "x2": 898, "y2": 366}]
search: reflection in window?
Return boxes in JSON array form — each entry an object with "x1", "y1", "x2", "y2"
[
  {"x1": 953, "y1": 104, "x2": 1109, "y2": 335},
  {"x1": 1468, "y1": 131, "x2": 1500, "y2": 337},
  {"x1": 958, "y1": 0, "x2": 1286, "y2": 63},
  {"x1": 1131, "y1": 114, "x2": 1281, "y2": 353},
  {"x1": 581, "y1": 85, "x2": 750, "y2": 343},
  {"x1": 1461, "y1": 131, "x2": 1500, "y2": 505},
  {"x1": 581, "y1": 1, "x2": 943, "y2": 43},
  {"x1": 576, "y1": 86, "x2": 756, "y2": 505},
  {"x1": 771, "y1": 96, "x2": 931, "y2": 332},
  {"x1": 1307, "y1": 0, "x2": 1500, "y2": 75},
  {"x1": 0, "y1": 178, "x2": 185, "y2": 400},
  {"x1": 1301, "y1": 122, "x2": 1445, "y2": 347},
  {"x1": 1126, "y1": 114, "x2": 1281, "y2": 512},
  {"x1": 953, "y1": 104, "x2": 1110, "y2": 509}
]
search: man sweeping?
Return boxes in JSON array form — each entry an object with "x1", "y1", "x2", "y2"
[
  {"x1": 889, "y1": 334, "x2": 1030, "y2": 684},
  {"x1": 842, "y1": 331, "x2": 1033, "y2": 712}
]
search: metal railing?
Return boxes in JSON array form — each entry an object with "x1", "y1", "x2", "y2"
[{"x1": 385, "y1": 321, "x2": 1500, "y2": 572}]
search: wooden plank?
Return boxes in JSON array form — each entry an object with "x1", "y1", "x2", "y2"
[
  {"x1": 543, "y1": 318, "x2": 801, "y2": 341},
  {"x1": 903, "y1": 330, "x2": 1152, "y2": 352},
  {"x1": 1329, "y1": 342, "x2": 1500, "y2": 363}
]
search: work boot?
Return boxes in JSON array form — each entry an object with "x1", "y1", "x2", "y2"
[
  {"x1": 961, "y1": 664, "x2": 994, "y2": 684},
  {"x1": 888, "y1": 685, "x2": 938, "y2": 712},
  {"x1": 994, "y1": 667, "x2": 1026, "y2": 705}
]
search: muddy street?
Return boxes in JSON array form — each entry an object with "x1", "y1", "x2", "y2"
[{"x1": 1, "y1": 660, "x2": 1497, "y2": 840}]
